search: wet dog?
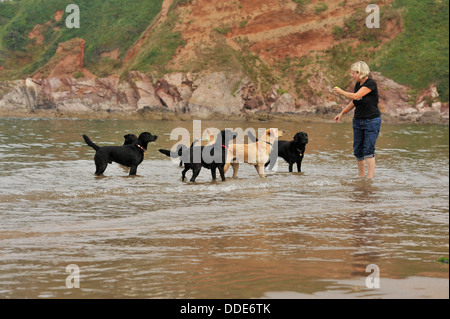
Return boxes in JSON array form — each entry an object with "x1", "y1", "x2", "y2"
[
  {"x1": 83, "y1": 132, "x2": 158, "y2": 176},
  {"x1": 177, "y1": 129, "x2": 216, "y2": 167},
  {"x1": 118, "y1": 134, "x2": 139, "y2": 171},
  {"x1": 123, "y1": 134, "x2": 138, "y2": 146},
  {"x1": 224, "y1": 128, "x2": 284, "y2": 178},
  {"x1": 159, "y1": 129, "x2": 237, "y2": 182},
  {"x1": 266, "y1": 132, "x2": 308, "y2": 172}
]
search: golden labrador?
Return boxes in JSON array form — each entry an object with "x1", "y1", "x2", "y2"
[{"x1": 224, "y1": 128, "x2": 283, "y2": 178}]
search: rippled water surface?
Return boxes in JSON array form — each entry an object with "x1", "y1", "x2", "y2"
[{"x1": 0, "y1": 117, "x2": 448, "y2": 298}]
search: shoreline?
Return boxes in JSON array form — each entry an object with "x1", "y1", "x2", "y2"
[{"x1": 1, "y1": 109, "x2": 449, "y2": 125}]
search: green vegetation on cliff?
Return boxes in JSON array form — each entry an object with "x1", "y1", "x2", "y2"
[
  {"x1": 374, "y1": 0, "x2": 449, "y2": 101},
  {"x1": 0, "y1": 0, "x2": 448, "y2": 102},
  {"x1": 0, "y1": 0, "x2": 164, "y2": 78}
]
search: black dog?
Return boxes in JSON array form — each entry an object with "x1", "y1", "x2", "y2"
[
  {"x1": 123, "y1": 134, "x2": 138, "y2": 146},
  {"x1": 159, "y1": 130, "x2": 237, "y2": 182},
  {"x1": 83, "y1": 132, "x2": 158, "y2": 176},
  {"x1": 266, "y1": 132, "x2": 308, "y2": 172}
]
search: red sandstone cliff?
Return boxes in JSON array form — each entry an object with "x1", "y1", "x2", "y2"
[{"x1": 0, "y1": 0, "x2": 447, "y2": 123}]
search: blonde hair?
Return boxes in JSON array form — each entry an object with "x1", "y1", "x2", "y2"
[{"x1": 351, "y1": 61, "x2": 371, "y2": 79}]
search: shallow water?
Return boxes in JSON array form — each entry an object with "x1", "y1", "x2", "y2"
[{"x1": 0, "y1": 117, "x2": 448, "y2": 298}]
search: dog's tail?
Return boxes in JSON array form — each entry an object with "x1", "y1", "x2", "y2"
[
  {"x1": 159, "y1": 149, "x2": 173, "y2": 157},
  {"x1": 82, "y1": 135, "x2": 100, "y2": 151},
  {"x1": 159, "y1": 144, "x2": 186, "y2": 158}
]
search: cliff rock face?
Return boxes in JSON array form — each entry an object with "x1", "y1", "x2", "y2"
[
  {"x1": 0, "y1": 0, "x2": 448, "y2": 123},
  {"x1": 33, "y1": 38, "x2": 93, "y2": 79},
  {"x1": 1, "y1": 69, "x2": 447, "y2": 123},
  {"x1": 188, "y1": 72, "x2": 247, "y2": 117}
]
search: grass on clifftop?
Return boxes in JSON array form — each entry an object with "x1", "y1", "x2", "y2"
[
  {"x1": 0, "y1": 0, "x2": 164, "y2": 79},
  {"x1": 127, "y1": 11, "x2": 185, "y2": 78},
  {"x1": 324, "y1": 0, "x2": 448, "y2": 102},
  {"x1": 373, "y1": 0, "x2": 449, "y2": 101}
]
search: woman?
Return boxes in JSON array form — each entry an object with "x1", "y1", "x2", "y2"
[{"x1": 333, "y1": 61, "x2": 382, "y2": 179}]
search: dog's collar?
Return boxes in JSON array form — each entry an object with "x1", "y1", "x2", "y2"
[
  {"x1": 265, "y1": 141, "x2": 273, "y2": 147},
  {"x1": 222, "y1": 145, "x2": 228, "y2": 150},
  {"x1": 136, "y1": 144, "x2": 146, "y2": 154}
]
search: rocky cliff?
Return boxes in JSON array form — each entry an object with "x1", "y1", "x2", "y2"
[{"x1": 0, "y1": 0, "x2": 448, "y2": 123}]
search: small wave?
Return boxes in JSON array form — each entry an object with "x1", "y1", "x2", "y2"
[
  {"x1": 0, "y1": 186, "x2": 149, "y2": 202},
  {"x1": 163, "y1": 179, "x2": 282, "y2": 194}
]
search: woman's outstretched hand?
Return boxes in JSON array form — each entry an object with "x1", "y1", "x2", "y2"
[
  {"x1": 333, "y1": 86, "x2": 344, "y2": 95},
  {"x1": 334, "y1": 113, "x2": 342, "y2": 123}
]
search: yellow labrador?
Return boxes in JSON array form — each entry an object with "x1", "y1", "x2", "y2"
[{"x1": 224, "y1": 128, "x2": 283, "y2": 178}]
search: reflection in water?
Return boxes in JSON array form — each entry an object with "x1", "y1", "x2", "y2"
[
  {"x1": 0, "y1": 118, "x2": 448, "y2": 298},
  {"x1": 346, "y1": 179, "x2": 384, "y2": 277},
  {"x1": 338, "y1": 178, "x2": 380, "y2": 205},
  {"x1": 351, "y1": 208, "x2": 383, "y2": 278},
  {"x1": 350, "y1": 179, "x2": 379, "y2": 204}
]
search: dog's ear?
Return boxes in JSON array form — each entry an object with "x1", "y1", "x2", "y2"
[
  {"x1": 227, "y1": 130, "x2": 238, "y2": 140},
  {"x1": 266, "y1": 128, "x2": 283, "y2": 138},
  {"x1": 265, "y1": 128, "x2": 273, "y2": 137},
  {"x1": 206, "y1": 129, "x2": 215, "y2": 142},
  {"x1": 214, "y1": 130, "x2": 225, "y2": 145}
]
